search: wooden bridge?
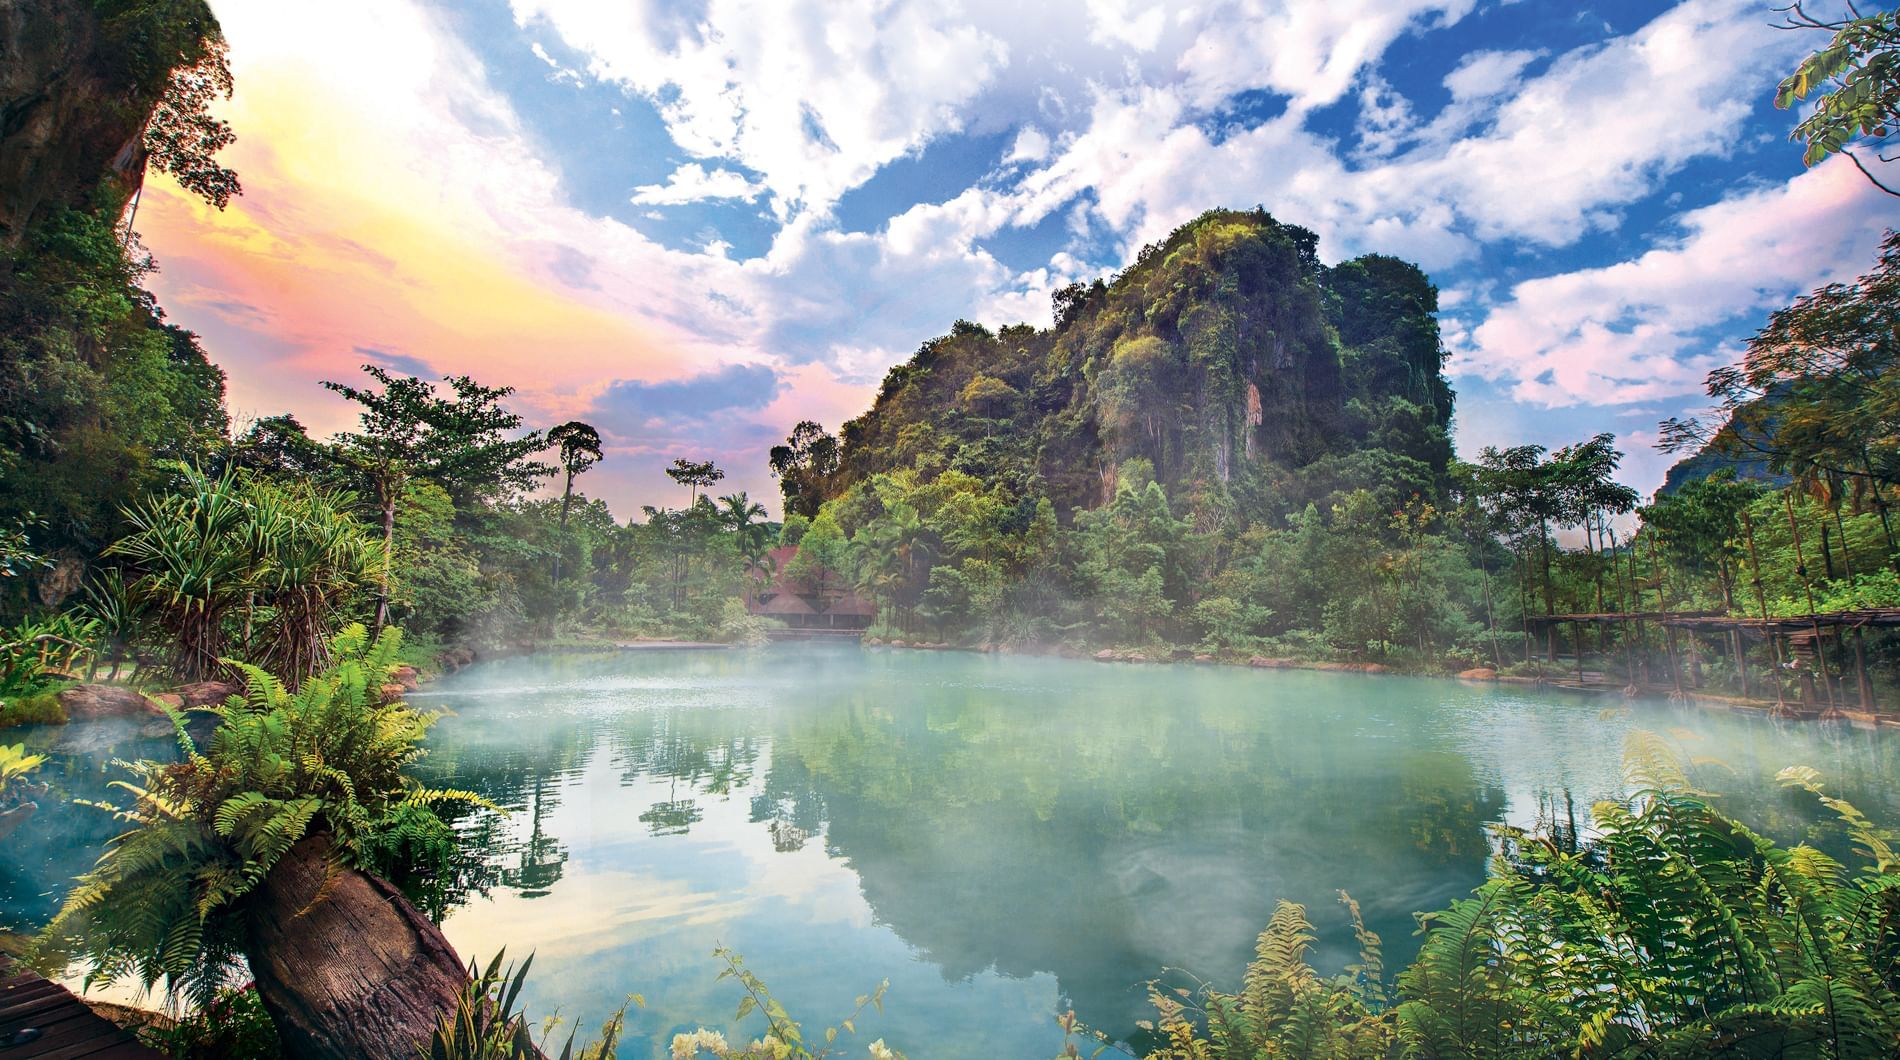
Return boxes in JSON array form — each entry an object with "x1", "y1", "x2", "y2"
[{"x1": 0, "y1": 957, "x2": 160, "y2": 1059}]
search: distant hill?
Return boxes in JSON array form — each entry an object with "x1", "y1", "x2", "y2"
[
  {"x1": 831, "y1": 209, "x2": 1455, "y2": 522},
  {"x1": 1658, "y1": 390, "x2": 1792, "y2": 496}
]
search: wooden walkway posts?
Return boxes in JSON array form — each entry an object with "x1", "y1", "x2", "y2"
[
  {"x1": 1740, "y1": 512, "x2": 1789, "y2": 713},
  {"x1": 1783, "y1": 493, "x2": 1840, "y2": 714},
  {"x1": 1528, "y1": 608, "x2": 1900, "y2": 715}
]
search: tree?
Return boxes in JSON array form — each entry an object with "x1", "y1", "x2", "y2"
[
  {"x1": 768, "y1": 422, "x2": 839, "y2": 518},
  {"x1": 546, "y1": 421, "x2": 603, "y2": 583},
  {"x1": 106, "y1": 466, "x2": 377, "y2": 683},
  {"x1": 140, "y1": 38, "x2": 242, "y2": 211},
  {"x1": 322, "y1": 365, "x2": 550, "y2": 627},
  {"x1": 1662, "y1": 232, "x2": 1900, "y2": 561},
  {"x1": 665, "y1": 458, "x2": 724, "y2": 508},
  {"x1": 716, "y1": 492, "x2": 771, "y2": 567},
  {"x1": 1776, "y1": 3, "x2": 1900, "y2": 196},
  {"x1": 547, "y1": 421, "x2": 604, "y2": 530}
]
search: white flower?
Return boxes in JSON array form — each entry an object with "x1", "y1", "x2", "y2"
[
  {"x1": 670, "y1": 1028, "x2": 731, "y2": 1058},
  {"x1": 868, "y1": 1039, "x2": 898, "y2": 1060}
]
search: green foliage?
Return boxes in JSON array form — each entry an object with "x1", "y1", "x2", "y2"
[
  {"x1": 1137, "y1": 897, "x2": 1394, "y2": 1059},
  {"x1": 419, "y1": 948, "x2": 893, "y2": 1060},
  {"x1": 107, "y1": 465, "x2": 378, "y2": 683},
  {"x1": 0, "y1": 691, "x2": 67, "y2": 729},
  {"x1": 1776, "y1": 4, "x2": 1900, "y2": 193},
  {"x1": 0, "y1": 612, "x2": 98, "y2": 695},
  {"x1": 0, "y1": 204, "x2": 230, "y2": 552},
  {"x1": 1126, "y1": 734, "x2": 1900, "y2": 1059},
  {"x1": 139, "y1": 984, "x2": 284, "y2": 1059},
  {"x1": 0, "y1": 743, "x2": 46, "y2": 795},
  {"x1": 418, "y1": 950, "x2": 633, "y2": 1060},
  {"x1": 34, "y1": 624, "x2": 488, "y2": 1001}
]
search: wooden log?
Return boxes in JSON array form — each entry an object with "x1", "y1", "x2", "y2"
[{"x1": 244, "y1": 834, "x2": 470, "y2": 1060}]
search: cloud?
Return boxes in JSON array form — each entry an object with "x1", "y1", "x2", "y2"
[
  {"x1": 1455, "y1": 158, "x2": 1892, "y2": 407},
  {"x1": 352, "y1": 346, "x2": 435, "y2": 378},
  {"x1": 510, "y1": 0, "x2": 1011, "y2": 219},
  {"x1": 631, "y1": 163, "x2": 768, "y2": 206},
  {"x1": 1442, "y1": 48, "x2": 1542, "y2": 101},
  {"x1": 589, "y1": 363, "x2": 784, "y2": 440}
]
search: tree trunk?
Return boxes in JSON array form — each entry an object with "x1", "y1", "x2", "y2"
[
  {"x1": 245, "y1": 835, "x2": 469, "y2": 1060},
  {"x1": 375, "y1": 494, "x2": 397, "y2": 632}
]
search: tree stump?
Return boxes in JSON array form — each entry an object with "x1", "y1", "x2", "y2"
[{"x1": 245, "y1": 834, "x2": 469, "y2": 1060}]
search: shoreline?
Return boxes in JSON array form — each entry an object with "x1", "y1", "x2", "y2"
[{"x1": 855, "y1": 636, "x2": 1900, "y2": 730}]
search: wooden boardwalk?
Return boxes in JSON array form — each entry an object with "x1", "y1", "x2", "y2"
[{"x1": 0, "y1": 957, "x2": 161, "y2": 1059}]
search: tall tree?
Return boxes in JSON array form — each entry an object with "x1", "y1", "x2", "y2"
[
  {"x1": 547, "y1": 421, "x2": 604, "y2": 530},
  {"x1": 768, "y1": 421, "x2": 839, "y2": 518},
  {"x1": 322, "y1": 365, "x2": 550, "y2": 627},
  {"x1": 665, "y1": 458, "x2": 724, "y2": 507},
  {"x1": 716, "y1": 491, "x2": 770, "y2": 566},
  {"x1": 546, "y1": 421, "x2": 603, "y2": 584},
  {"x1": 1662, "y1": 232, "x2": 1900, "y2": 561}
]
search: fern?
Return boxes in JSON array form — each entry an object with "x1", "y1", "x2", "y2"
[
  {"x1": 1139, "y1": 732, "x2": 1900, "y2": 1059},
  {"x1": 32, "y1": 624, "x2": 495, "y2": 1003}
]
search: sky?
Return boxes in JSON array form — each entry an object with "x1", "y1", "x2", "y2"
[{"x1": 137, "y1": 0, "x2": 1899, "y2": 518}]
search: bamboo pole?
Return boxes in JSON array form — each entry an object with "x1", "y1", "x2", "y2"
[
  {"x1": 1742, "y1": 511, "x2": 1786, "y2": 712},
  {"x1": 1783, "y1": 492, "x2": 1838, "y2": 713}
]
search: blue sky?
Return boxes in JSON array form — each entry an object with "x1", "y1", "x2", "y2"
[{"x1": 145, "y1": 0, "x2": 1898, "y2": 514}]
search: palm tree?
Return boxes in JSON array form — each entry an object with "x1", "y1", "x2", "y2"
[{"x1": 716, "y1": 492, "x2": 770, "y2": 567}]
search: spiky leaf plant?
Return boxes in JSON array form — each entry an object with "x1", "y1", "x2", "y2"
[
  {"x1": 108, "y1": 465, "x2": 378, "y2": 684},
  {"x1": 34, "y1": 624, "x2": 487, "y2": 1002}
]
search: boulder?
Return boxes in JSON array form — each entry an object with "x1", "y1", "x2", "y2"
[
  {"x1": 56, "y1": 683, "x2": 159, "y2": 720},
  {"x1": 1125, "y1": 652, "x2": 1148, "y2": 663},
  {"x1": 389, "y1": 666, "x2": 421, "y2": 692},
  {"x1": 379, "y1": 683, "x2": 407, "y2": 704},
  {"x1": 1193, "y1": 654, "x2": 1215, "y2": 664},
  {"x1": 1457, "y1": 667, "x2": 1498, "y2": 681},
  {"x1": 174, "y1": 680, "x2": 243, "y2": 708},
  {"x1": 1094, "y1": 649, "x2": 1117, "y2": 661}
]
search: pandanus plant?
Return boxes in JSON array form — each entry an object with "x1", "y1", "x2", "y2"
[{"x1": 108, "y1": 466, "x2": 377, "y2": 685}]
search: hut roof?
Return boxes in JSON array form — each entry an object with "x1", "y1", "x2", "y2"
[
  {"x1": 752, "y1": 591, "x2": 818, "y2": 616},
  {"x1": 825, "y1": 590, "x2": 878, "y2": 618}
]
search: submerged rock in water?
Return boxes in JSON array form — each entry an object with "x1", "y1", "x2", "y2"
[{"x1": 0, "y1": 802, "x2": 35, "y2": 843}]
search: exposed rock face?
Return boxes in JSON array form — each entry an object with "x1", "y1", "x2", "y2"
[
  {"x1": 1457, "y1": 667, "x2": 1499, "y2": 681},
  {"x1": 0, "y1": 0, "x2": 150, "y2": 246},
  {"x1": 830, "y1": 210, "x2": 1453, "y2": 522},
  {"x1": 56, "y1": 683, "x2": 159, "y2": 719}
]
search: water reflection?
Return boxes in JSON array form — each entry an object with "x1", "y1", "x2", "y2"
[
  {"x1": 400, "y1": 648, "x2": 1897, "y2": 1058},
  {"x1": 5, "y1": 647, "x2": 1895, "y2": 1059}
]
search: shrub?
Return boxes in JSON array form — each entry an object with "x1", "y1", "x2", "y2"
[
  {"x1": 139, "y1": 984, "x2": 284, "y2": 1059},
  {"x1": 0, "y1": 690, "x2": 66, "y2": 729}
]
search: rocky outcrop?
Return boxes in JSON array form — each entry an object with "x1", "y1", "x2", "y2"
[
  {"x1": 0, "y1": 0, "x2": 145, "y2": 245},
  {"x1": 56, "y1": 683, "x2": 159, "y2": 720},
  {"x1": 1457, "y1": 667, "x2": 1498, "y2": 681}
]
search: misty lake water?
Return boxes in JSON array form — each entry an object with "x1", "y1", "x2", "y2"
[{"x1": 5, "y1": 645, "x2": 1899, "y2": 1058}]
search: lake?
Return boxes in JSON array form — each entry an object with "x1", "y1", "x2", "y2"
[{"x1": 5, "y1": 645, "x2": 1897, "y2": 1057}]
